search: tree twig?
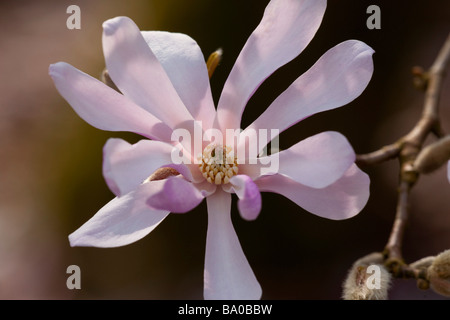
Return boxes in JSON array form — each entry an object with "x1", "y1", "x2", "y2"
[
  {"x1": 384, "y1": 33, "x2": 450, "y2": 266},
  {"x1": 355, "y1": 33, "x2": 450, "y2": 279},
  {"x1": 384, "y1": 180, "x2": 411, "y2": 273},
  {"x1": 357, "y1": 32, "x2": 450, "y2": 167},
  {"x1": 356, "y1": 142, "x2": 402, "y2": 166}
]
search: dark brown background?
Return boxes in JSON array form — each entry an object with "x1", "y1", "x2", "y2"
[{"x1": 0, "y1": 0, "x2": 449, "y2": 299}]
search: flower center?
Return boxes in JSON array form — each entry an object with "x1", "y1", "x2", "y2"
[{"x1": 198, "y1": 143, "x2": 238, "y2": 184}]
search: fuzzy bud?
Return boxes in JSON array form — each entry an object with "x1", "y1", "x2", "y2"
[
  {"x1": 428, "y1": 249, "x2": 450, "y2": 297},
  {"x1": 342, "y1": 253, "x2": 392, "y2": 300},
  {"x1": 410, "y1": 256, "x2": 435, "y2": 270},
  {"x1": 410, "y1": 256, "x2": 435, "y2": 291},
  {"x1": 414, "y1": 136, "x2": 450, "y2": 174}
]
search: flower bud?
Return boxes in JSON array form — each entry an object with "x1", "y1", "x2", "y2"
[
  {"x1": 428, "y1": 249, "x2": 450, "y2": 297},
  {"x1": 414, "y1": 136, "x2": 450, "y2": 174},
  {"x1": 410, "y1": 256, "x2": 435, "y2": 270},
  {"x1": 101, "y1": 68, "x2": 119, "y2": 92},
  {"x1": 342, "y1": 253, "x2": 392, "y2": 300},
  {"x1": 144, "y1": 167, "x2": 180, "y2": 182},
  {"x1": 206, "y1": 48, "x2": 223, "y2": 78},
  {"x1": 411, "y1": 66, "x2": 428, "y2": 91}
]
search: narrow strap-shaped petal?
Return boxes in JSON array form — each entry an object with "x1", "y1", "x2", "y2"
[
  {"x1": 255, "y1": 164, "x2": 370, "y2": 220},
  {"x1": 244, "y1": 40, "x2": 374, "y2": 147},
  {"x1": 239, "y1": 131, "x2": 355, "y2": 189},
  {"x1": 69, "y1": 181, "x2": 169, "y2": 248},
  {"x1": 103, "y1": 138, "x2": 195, "y2": 197},
  {"x1": 146, "y1": 176, "x2": 207, "y2": 213},
  {"x1": 216, "y1": 0, "x2": 327, "y2": 131},
  {"x1": 102, "y1": 17, "x2": 194, "y2": 129},
  {"x1": 229, "y1": 175, "x2": 262, "y2": 221},
  {"x1": 141, "y1": 31, "x2": 216, "y2": 129},
  {"x1": 49, "y1": 62, "x2": 172, "y2": 141},
  {"x1": 204, "y1": 189, "x2": 262, "y2": 300}
]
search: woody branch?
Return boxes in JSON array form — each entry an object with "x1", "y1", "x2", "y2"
[{"x1": 356, "y1": 32, "x2": 450, "y2": 281}]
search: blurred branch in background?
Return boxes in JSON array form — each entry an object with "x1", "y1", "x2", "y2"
[{"x1": 349, "y1": 32, "x2": 450, "y2": 299}]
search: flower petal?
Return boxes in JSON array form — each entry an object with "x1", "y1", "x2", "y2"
[
  {"x1": 146, "y1": 176, "x2": 205, "y2": 213},
  {"x1": 141, "y1": 31, "x2": 216, "y2": 129},
  {"x1": 240, "y1": 131, "x2": 355, "y2": 188},
  {"x1": 102, "y1": 17, "x2": 193, "y2": 129},
  {"x1": 204, "y1": 189, "x2": 262, "y2": 299},
  {"x1": 229, "y1": 175, "x2": 262, "y2": 221},
  {"x1": 245, "y1": 40, "x2": 374, "y2": 144},
  {"x1": 69, "y1": 181, "x2": 169, "y2": 248},
  {"x1": 216, "y1": 0, "x2": 327, "y2": 130},
  {"x1": 255, "y1": 164, "x2": 370, "y2": 220},
  {"x1": 103, "y1": 138, "x2": 194, "y2": 197},
  {"x1": 49, "y1": 62, "x2": 172, "y2": 141},
  {"x1": 195, "y1": 179, "x2": 218, "y2": 198}
]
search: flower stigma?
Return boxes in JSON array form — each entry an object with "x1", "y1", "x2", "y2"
[{"x1": 198, "y1": 143, "x2": 238, "y2": 185}]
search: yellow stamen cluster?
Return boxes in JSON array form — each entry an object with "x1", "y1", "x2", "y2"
[{"x1": 198, "y1": 143, "x2": 238, "y2": 184}]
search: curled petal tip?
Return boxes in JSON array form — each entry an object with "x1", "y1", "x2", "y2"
[
  {"x1": 102, "y1": 17, "x2": 128, "y2": 36},
  {"x1": 230, "y1": 175, "x2": 262, "y2": 221},
  {"x1": 48, "y1": 62, "x2": 64, "y2": 77},
  {"x1": 48, "y1": 63, "x2": 56, "y2": 73},
  {"x1": 68, "y1": 234, "x2": 80, "y2": 248}
]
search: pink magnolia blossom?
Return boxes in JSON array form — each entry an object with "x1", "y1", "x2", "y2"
[{"x1": 49, "y1": 0, "x2": 374, "y2": 299}]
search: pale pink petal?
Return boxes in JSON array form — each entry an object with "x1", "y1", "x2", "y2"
[
  {"x1": 185, "y1": 163, "x2": 209, "y2": 183},
  {"x1": 170, "y1": 119, "x2": 209, "y2": 167},
  {"x1": 194, "y1": 179, "x2": 218, "y2": 198},
  {"x1": 216, "y1": 0, "x2": 327, "y2": 130},
  {"x1": 102, "y1": 17, "x2": 193, "y2": 129},
  {"x1": 255, "y1": 164, "x2": 370, "y2": 220},
  {"x1": 49, "y1": 62, "x2": 172, "y2": 141},
  {"x1": 69, "y1": 181, "x2": 169, "y2": 248},
  {"x1": 204, "y1": 190, "x2": 262, "y2": 300},
  {"x1": 245, "y1": 40, "x2": 374, "y2": 142},
  {"x1": 141, "y1": 31, "x2": 216, "y2": 129},
  {"x1": 146, "y1": 176, "x2": 205, "y2": 213},
  {"x1": 229, "y1": 175, "x2": 262, "y2": 221},
  {"x1": 103, "y1": 138, "x2": 194, "y2": 197},
  {"x1": 240, "y1": 131, "x2": 355, "y2": 188}
]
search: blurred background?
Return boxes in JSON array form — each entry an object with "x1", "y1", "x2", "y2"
[{"x1": 0, "y1": 0, "x2": 449, "y2": 299}]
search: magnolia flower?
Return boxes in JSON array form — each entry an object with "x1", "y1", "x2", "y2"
[{"x1": 50, "y1": 0, "x2": 373, "y2": 299}]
